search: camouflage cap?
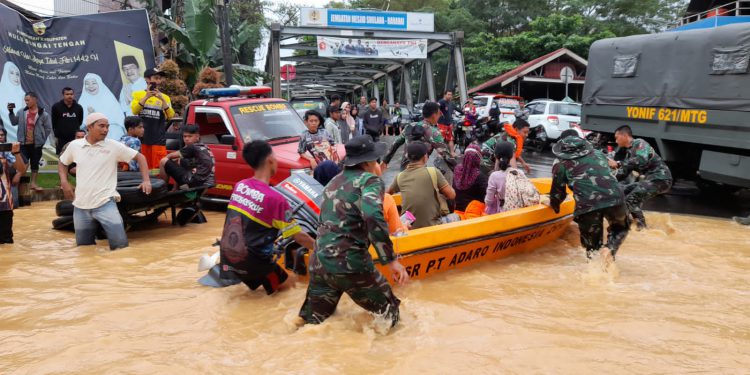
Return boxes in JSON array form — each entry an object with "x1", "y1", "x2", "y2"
[{"x1": 552, "y1": 135, "x2": 594, "y2": 160}]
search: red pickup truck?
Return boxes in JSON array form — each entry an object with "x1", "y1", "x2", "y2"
[{"x1": 182, "y1": 87, "x2": 343, "y2": 202}]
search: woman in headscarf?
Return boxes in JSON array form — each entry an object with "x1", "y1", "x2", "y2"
[
  {"x1": 484, "y1": 141, "x2": 538, "y2": 214},
  {"x1": 340, "y1": 101, "x2": 356, "y2": 142},
  {"x1": 452, "y1": 143, "x2": 488, "y2": 212},
  {"x1": 350, "y1": 105, "x2": 364, "y2": 136},
  {"x1": 78, "y1": 73, "x2": 126, "y2": 140},
  {"x1": 0, "y1": 62, "x2": 27, "y2": 142}
]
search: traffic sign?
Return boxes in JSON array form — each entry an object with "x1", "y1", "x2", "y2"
[
  {"x1": 281, "y1": 64, "x2": 296, "y2": 81},
  {"x1": 560, "y1": 67, "x2": 574, "y2": 83}
]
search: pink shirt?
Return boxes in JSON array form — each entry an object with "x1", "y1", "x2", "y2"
[{"x1": 484, "y1": 170, "x2": 508, "y2": 214}]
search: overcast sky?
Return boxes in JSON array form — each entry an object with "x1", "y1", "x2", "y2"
[{"x1": 7, "y1": 0, "x2": 332, "y2": 18}]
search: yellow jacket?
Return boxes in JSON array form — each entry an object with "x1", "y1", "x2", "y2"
[{"x1": 130, "y1": 91, "x2": 176, "y2": 120}]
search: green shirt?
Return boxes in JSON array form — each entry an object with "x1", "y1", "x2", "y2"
[
  {"x1": 616, "y1": 138, "x2": 672, "y2": 182},
  {"x1": 389, "y1": 164, "x2": 449, "y2": 229},
  {"x1": 315, "y1": 169, "x2": 396, "y2": 273}
]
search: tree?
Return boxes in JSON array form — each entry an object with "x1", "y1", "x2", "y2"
[
  {"x1": 463, "y1": 14, "x2": 617, "y2": 86},
  {"x1": 159, "y1": 0, "x2": 218, "y2": 71},
  {"x1": 159, "y1": 60, "x2": 189, "y2": 114}
]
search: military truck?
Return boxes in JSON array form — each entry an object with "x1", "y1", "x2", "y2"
[{"x1": 581, "y1": 23, "x2": 750, "y2": 189}]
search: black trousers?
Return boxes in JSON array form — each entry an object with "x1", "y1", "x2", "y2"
[
  {"x1": 56, "y1": 136, "x2": 73, "y2": 155},
  {"x1": 20, "y1": 144, "x2": 43, "y2": 172},
  {"x1": 0, "y1": 210, "x2": 13, "y2": 244},
  {"x1": 365, "y1": 130, "x2": 380, "y2": 142}
]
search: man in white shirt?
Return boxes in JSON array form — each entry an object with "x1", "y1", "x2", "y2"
[{"x1": 58, "y1": 113, "x2": 151, "y2": 250}]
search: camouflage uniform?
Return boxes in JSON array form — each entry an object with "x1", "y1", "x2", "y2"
[
  {"x1": 481, "y1": 132, "x2": 517, "y2": 172},
  {"x1": 614, "y1": 138, "x2": 672, "y2": 227},
  {"x1": 550, "y1": 136, "x2": 630, "y2": 258},
  {"x1": 383, "y1": 121, "x2": 453, "y2": 171},
  {"x1": 299, "y1": 169, "x2": 401, "y2": 326}
]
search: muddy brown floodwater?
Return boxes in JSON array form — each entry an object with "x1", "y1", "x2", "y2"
[{"x1": 1, "y1": 201, "x2": 749, "y2": 374}]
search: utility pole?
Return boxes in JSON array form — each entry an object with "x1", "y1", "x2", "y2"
[{"x1": 216, "y1": 0, "x2": 233, "y2": 85}]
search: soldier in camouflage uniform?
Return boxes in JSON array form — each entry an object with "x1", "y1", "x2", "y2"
[
  {"x1": 609, "y1": 125, "x2": 672, "y2": 230},
  {"x1": 480, "y1": 119, "x2": 531, "y2": 174},
  {"x1": 299, "y1": 135, "x2": 410, "y2": 327},
  {"x1": 548, "y1": 134, "x2": 630, "y2": 260},
  {"x1": 383, "y1": 101, "x2": 453, "y2": 171}
]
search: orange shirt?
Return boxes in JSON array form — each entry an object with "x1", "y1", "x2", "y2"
[
  {"x1": 503, "y1": 123, "x2": 525, "y2": 158},
  {"x1": 383, "y1": 193, "x2": 407, "y2": 235}
]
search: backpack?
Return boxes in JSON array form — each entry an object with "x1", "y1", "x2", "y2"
[{"x1": 503, "y1": 168, "x2": 540, "y2": 211}]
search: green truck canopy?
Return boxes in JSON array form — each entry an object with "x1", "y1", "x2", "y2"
[{"x1": 583, "y1": 23, "x2": 750, "y2": 112}]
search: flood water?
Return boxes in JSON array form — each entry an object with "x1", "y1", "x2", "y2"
[{"x1": 1, "y1": 202, "x2": 749, "y2": 374}]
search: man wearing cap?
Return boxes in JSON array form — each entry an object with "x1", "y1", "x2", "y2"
[
  {"x1": 387, "y1": 141, "x2": 456, "y2": 229},
  {"x1": 299, "y1": 135, "x2": 409, "y2": 328},
  {"x1": 58, "y1": 113, "x2": 151, "y2": 250},
  {"x1": 383, "y1": 101, "x2": 452, "y2": 171},
  {"x1": 547, "y1": 133, "x2": 630, "y2": 263},
  {"x1": 324, "y1": 104, "x2": 342, "y2": 145},
  {"x1": 131, "y1": 67, "x2": 175, "y2": 169},
  {"x1": 119, "y1": 56, "x2": 146, "y2": 116}
]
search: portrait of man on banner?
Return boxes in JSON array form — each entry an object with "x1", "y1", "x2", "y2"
[{"x1": 115, "y1": 41, "x2": 147, "y2": 116}]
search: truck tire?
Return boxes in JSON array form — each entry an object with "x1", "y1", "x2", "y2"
[
  {"x1": 52, "y1": 215, "x2": 75, "y2": 231},
  {"x1": 55, "y1": 200, "x2": 74, "y2": 217},
  {"x1": 117, "y1": 171, "x2": 145, "y2": 181},
  {"x1": 117, "y1": 178, "x2": 168, "y2": 203}
]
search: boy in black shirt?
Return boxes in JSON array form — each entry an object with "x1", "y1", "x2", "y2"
[{"x1": 158, "y1": 124, "x2": 215, "y2": 189}]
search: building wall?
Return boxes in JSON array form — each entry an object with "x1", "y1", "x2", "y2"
[
  {"x1": 54, "y1": 0, "x2": 98, "y2": 16},
  {"x1": 53, "y1": 0, "x2": 154, "y2": 16}
]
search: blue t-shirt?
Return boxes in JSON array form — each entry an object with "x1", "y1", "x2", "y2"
[{"x1": 120, "y1": 135, "x2": 142, "y2": 171}]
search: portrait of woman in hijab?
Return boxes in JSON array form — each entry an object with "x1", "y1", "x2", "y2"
[
  {"x1": 0, "y1": 61, "x2": 27, "y2": 142},
  {"x1": 78, "y1": 73, "x2": 126, "y2": 140}
]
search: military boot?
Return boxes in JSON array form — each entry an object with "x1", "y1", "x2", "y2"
[{"x1": 631, "y1": 211, "x2": 647, "y2": 231}]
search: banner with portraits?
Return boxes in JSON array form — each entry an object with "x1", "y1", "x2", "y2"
[
  {"x1": 316, "y1": 37, "x2": 428, "y2": 59},
  {"x1": 0, "y1": 4, "x2": 154, "y2": 170}
]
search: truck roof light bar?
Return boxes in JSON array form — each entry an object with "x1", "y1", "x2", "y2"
[{"x1": 200, "y1": 86, "x2": 273, "y2": 100}]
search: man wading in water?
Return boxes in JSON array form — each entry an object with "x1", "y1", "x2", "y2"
[
  {"x1": 218, "y1": 140, "x2": 315, "y2": 294},
  {"x1": 547, "y1": 132, "x2": 630, "y2": 264},
  {"x1": 299, "y1": 135, "x2": 409, "y2": 328}
]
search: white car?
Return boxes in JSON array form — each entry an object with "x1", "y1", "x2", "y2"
[
  {"x1": 472, "y1": 94, "x2": 522, "y2": 124},
  {"x1": 525, "y1": 100, "x2": 586, "y2": 141}
]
